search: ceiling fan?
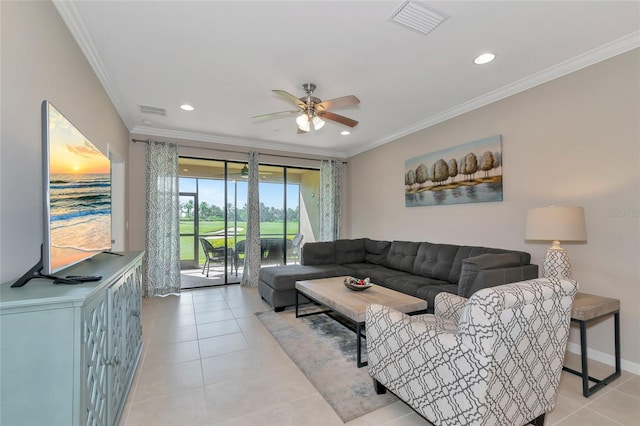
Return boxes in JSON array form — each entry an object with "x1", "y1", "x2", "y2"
[{"x1": 253, "y1": 83, "x2": 360, "y2": 133}]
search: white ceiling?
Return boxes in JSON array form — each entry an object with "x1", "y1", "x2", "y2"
[{"x1": 54, "y1": 1, "x2": 639, "y2": 158}]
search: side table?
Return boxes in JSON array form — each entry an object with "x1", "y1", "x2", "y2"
[{"x1": 563, "y1": 292, "x2": 621, "y2": 397}]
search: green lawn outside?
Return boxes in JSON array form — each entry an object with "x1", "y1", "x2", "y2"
[{"x1": 180, "y1": 219, "x2": 299, "y2": 262}]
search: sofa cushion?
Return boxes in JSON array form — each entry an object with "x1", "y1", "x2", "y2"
[
  {"x1": 335, "y1": 238, "x2": 367, "y2": 264},
  {"x1": 259, "y1": 264, "x2": 351, "y2": 291},
  {"x1": 342, "y1": 263, "x2": 409, "y2": 284},
  {"x1": 300, "y1": 241, "x2": 336, "y2": 265},
  {"x1": 447, "y1": 246, "x2": 531, "y2": 283},
  {"x1": 384, "y1": 275, "x2": 452, "y2": 299},
  {"x1": 384, "y1": 241, "x2": 421, "y2": 273},
  {"x1": 365, "y1": 239, "x2": 392, "y2": 265},
  {"x1": 413, "y1": 243, "x2": 460, "y2": 282}
]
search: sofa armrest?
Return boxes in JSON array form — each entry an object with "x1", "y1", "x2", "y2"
[
  {"x1": 434, "y1": 292, "x2": 467, "y2": 323},
  {"x1": 458, "y1": 253, "x2": 538, "y2": 298}
]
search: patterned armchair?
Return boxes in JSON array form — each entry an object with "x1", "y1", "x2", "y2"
[{"x1": 366, "y1": 278, "x2": 578, "y2": 426}]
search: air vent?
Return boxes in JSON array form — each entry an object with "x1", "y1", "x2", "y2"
[
  {"x1": 388, "y1": 1, "x2": 448, "y2": 35},
  {"x1": 139, "y1": 105, "x2": 166, "y2": 116}
]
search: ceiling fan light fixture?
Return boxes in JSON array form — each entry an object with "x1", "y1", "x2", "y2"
[
  {"x1": 312, "y1": 116, "x2": 325, "y2": 130},
  {"x1": 296, "y1": 113, "x2": 309, "y2": 127}
]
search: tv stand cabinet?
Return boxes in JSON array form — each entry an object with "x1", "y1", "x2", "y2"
[{"x1": 0, "y1": 251, "x2": 144, "y2": 426}]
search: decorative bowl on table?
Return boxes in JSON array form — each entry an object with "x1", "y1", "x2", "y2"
[{"x1": 343, "y1": 276, "x2": 372, "y2": 291}]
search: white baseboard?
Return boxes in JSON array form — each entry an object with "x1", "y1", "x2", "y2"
[{"x1": 567, "y1": 342, "x2": 640, "y2": 375}]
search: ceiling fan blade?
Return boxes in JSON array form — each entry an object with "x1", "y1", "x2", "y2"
[
  {"x1": 252, "y1": 110, "x2": 298, "y2": 121},
  {"x1": 317, "y1": 110, "x2": 359, "y2": 128},
  {"x1": 315, "y1": 95, "x2": 360, "y2": 111},
  {"x1": 272, "y1": 90, "x2": 306, "y2": 110}
]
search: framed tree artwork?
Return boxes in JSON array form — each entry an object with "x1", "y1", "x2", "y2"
[{"x1": 405, "y1": 135, "x2": 502, "y2": 207}]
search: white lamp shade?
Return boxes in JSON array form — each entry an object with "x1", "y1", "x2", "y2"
[
  {"x1": 296, "y1": 114, "x2": 309, "y2": 128},
  {"x1": 296, "y1": 114, "x2": 311, "y2": 132},
  {"x1": 312, "y1": 116, "x2": 325, "y2": 130},
  {"x1": 525, "y1": 206, "x2": 587, "y2": 242}
]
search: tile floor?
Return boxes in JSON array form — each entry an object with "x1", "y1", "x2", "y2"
[{"x1": 119, "y1": 285, "x2": 640, "y2": 426}]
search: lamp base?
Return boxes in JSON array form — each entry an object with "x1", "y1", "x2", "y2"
[{"x1": 543, "y1": 246, "x2": 572, "y2": 279}]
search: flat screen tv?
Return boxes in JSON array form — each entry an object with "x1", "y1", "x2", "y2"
[
  {"x1": 44, "y1": 101, "x2": 112, "y2": 274},
  {"x1": 11, "y1": 101, "x2": 112, "y2": 287}
]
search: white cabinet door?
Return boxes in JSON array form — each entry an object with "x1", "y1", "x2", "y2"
[
  {"x1": 107, "y1": 259, "x2": 143, "y2": 426},
  {"x1": 107, "y1": 274, "x2": 127, "y2": 426},
  {"x1": 123, "y1": 263, "x2": 143, "y2": 380},
  {"x1": 82, "y1": 292, "x2": 109, "y2": 426}
]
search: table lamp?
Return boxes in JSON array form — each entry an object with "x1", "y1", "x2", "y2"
[{"x1": 525, "y1": 206, "x2": 587, "y2": 279}]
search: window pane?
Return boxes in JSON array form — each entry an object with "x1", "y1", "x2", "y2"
[{"x1": 179, "y1": 177, "x2": 196, "y2": 192}]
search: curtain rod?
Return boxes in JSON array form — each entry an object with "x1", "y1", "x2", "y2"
[{"x1": 131, "y1": 138, "x2": 347, "y2": 163}]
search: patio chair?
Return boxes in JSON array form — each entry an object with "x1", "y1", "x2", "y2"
[
  {"x1": 199, "y1": 237, "x2": 229, "y2": 277},
  {"x1": 262, "y1": 238, "x2": 284, "y2": 266},
  {"x1": 286, "y1": 234, "x2": 304, "y2": 264},
  {"x1": 233, "y1": 240, "x2": 246, "y2": 275}
]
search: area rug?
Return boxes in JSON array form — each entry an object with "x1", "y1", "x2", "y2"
[{"x1": 256, "y1": 308, "x2": 398, "y2": 423}]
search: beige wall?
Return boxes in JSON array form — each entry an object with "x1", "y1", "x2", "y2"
[
  {"x1": 347, "y1": 49, "x2": 640, "y2": 371},
  {"x1": 0, "y1": 1, "x2": 130, "y2": 282}
]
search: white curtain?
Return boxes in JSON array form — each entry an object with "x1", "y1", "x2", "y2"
[
  {"x1": 319, "y1": 159, "x2": 343, "y2": 241},
  {"x1": 144, "y1": 140, "x2": 181, "y2": 296},
  {"x1": 241, "y1": 152, "x2": 261, "y2": 287}
]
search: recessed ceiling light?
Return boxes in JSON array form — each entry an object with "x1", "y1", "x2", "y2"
[
  {"x1": 180, "y1": 104, "x2": 195, "y2": 111},
  {"x1": 474, "y1": 53, "x2": 495, "y2": 65},
  {"x1": 340, "y1": 130, "x2": 351, "y2": 136}
]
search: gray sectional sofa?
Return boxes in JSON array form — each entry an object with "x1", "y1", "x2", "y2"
[{"x1": 258, "y1": 238, "x2": 538, "y2": 312}]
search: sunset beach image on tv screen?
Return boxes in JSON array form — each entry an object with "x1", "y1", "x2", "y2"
[{"x1": 47, "y1": 103, "x2": 111, "y2": 273}]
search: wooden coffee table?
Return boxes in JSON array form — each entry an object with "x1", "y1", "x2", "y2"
[{"x1": 295, "y1": 276, "x2": 429, "y2": 368}]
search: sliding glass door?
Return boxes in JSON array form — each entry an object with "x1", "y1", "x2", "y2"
[
  {"x1": 178, "y1": 192, "x2": 198, "y2": 269},
  {"x1": 178, "y1": 158, "x2": 319, "y2": 288},
  {"x1": 256, "y1": 165, "x2": 317, "y2": 266},
  {"x1": 179, "y1": 159, "x2": 243, "y2": 287}
]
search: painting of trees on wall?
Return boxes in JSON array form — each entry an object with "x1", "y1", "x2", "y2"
[{"x1": 405, "y1": 135, "x2": 502, "y2": 207}]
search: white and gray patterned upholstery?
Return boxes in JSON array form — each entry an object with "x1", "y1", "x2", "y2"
[
  {"x1": 433, "y1": 292, "x2": 468, "y2": 322},
  {"x1": 366, "y1": 278, "x2": 577, "y2": 426}
]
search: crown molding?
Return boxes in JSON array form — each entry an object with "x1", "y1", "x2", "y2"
[
  {"x1": 52, "y1": 0, "x2": 133, "y2": 130},
  {"x1": 130, "y1": 126, "x2": 350, "y2": 159},
  {"x1": 348, "y1": 31, "x2": 640, "y2": 157}
]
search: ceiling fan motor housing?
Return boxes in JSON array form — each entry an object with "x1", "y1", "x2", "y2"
[{"x1": 302, "y1": 83, "x2": 317, "y2": 94}]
